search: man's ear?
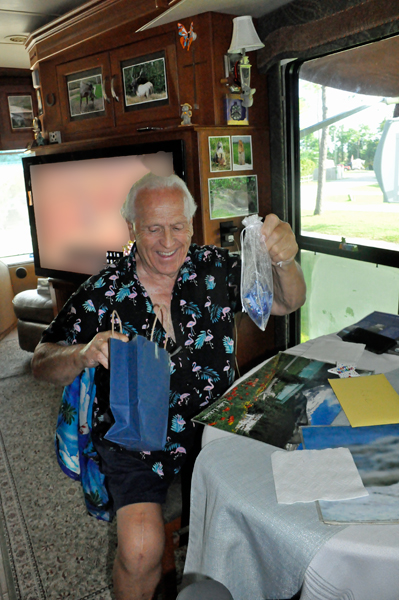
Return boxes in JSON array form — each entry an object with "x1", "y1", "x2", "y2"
[{"x1": 127, "y1": 221, "x2": 134, "y2": 239}]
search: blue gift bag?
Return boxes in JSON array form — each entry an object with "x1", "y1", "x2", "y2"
[{"x1": 105, "y1": 313, "x2": 170, "y2": 451}]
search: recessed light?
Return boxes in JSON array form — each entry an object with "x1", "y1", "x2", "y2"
[{"x1": 6, "y1": 35, "x2": 28, "y2": 44}]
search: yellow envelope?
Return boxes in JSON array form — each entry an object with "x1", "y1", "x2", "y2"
[{"x1": 328, "y1": 374, "x2": 399, "y2": 427}]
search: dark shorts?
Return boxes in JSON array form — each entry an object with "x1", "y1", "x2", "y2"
[{"x1": 93, "y1": 437, "x2": 170, "y2": 514}]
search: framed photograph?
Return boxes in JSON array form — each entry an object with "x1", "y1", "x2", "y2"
[
  {"x1": 208, "y1": 175, "x2": 258, "y2": 220},
  {"x1": 122, "y1": 50, "x2": 168, "y2": 111},
  {"x1": 66, "y1": 68, "x2": 105, "y2": 119},
  {"x1": 225, "y1": 93, "x2": 248, "y2": 125},
  {"x1": 209, "y1": 136, "x2": 231, "y2": 172},
  {"x1": 232, "y1": 135, "x2": 253, "y2": 170},
  {"x1": 8, "y1": 95, "x2": 34, "y2": 129}
]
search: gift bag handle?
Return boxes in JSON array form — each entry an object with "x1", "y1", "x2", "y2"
[
  {"x1": 151, "y1": 305, "x2": 169, "y2": 349},
  {"x1": 111, "y1": 310, "x2": 123, "y2": 337}
]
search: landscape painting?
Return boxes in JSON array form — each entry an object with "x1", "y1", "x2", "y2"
[
  {"x1": 8, "y1": 95, "x2": 34, "y2": 129},
  {"x1": 208, "y1": 175, "x2": 258, "y2": 220}
]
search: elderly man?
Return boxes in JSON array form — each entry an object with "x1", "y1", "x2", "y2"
[{"x1": 32, "y1": 172, "x2": 305, "y2": 600}]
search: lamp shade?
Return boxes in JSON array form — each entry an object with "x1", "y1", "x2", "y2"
[{"x1": 228, "y1": 16, "x2": 265, "y2": 54}]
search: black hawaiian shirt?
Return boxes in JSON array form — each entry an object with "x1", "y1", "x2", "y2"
[{"x1": 42, "y1": 243, "x2": 242, "y2": 484}]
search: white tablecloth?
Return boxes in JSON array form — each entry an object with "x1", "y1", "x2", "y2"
[
  {"x1": 183, "y1": 336, "x2": 399, "y2": 600},
  {"x1": 183, "y1": 436, "x2": 345, "y2": 600}
]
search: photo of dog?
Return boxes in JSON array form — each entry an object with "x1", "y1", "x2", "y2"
[
  {"x1": 209, "y1": 136, "x2": 231, "y2": 172},
  {"x1": 214, "y1": 141, "x2": 227, "y2": 167}
]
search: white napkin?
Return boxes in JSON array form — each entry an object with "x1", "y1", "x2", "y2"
[
  {"x1": 301, "y1": 335, "x2": 365, "y2": 365},
  {"x1": 271, "y1": 448, "x2": 368, "y2": 504}
]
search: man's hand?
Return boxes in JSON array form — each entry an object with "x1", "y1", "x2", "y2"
[
  {"x1": 261, "y1": 213, "x2": 298, "y2": 267},
  {"x1": 79, "y1": 330, "x2": 129, "y2": 370},
  {"x1": 258, "y1": 213, "x2": 306, "y2": 315},
  {"x1": 32, "y1": 330, "x2": 129, "y2": 385}
]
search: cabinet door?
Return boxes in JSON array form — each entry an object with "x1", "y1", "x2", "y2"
[
  {"x1": 56, "y1": 52, "x2": 115, "y2": 135},
  {"x1": 109, "y1": 32, "x2": 180, "y2": 129}
]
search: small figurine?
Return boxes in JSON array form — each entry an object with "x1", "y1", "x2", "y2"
[
  {"x1": 31, "y1": 117, "x2": 46, "y2": 146},
  {"x1": 180, "y1": 103, "x2": 192, "y2": 126}
]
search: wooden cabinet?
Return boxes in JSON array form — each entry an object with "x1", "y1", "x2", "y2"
[
  {"x1": 27, "y1": 10, "x2": 267, "y2": 143},
  {"x1": 56, "y1": 52, "x2": 115, "y2": 136},
  {"x1": 55, "y1": 31, "x2": 182, "y2": 138}
]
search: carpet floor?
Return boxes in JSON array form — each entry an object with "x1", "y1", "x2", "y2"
[{"x1": 0, "y1": 339, "x2": 185, "y2": 600}]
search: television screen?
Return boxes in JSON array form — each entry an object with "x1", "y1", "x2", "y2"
[{"x1": 23, "y1": 139, "x2": 185, "y2": 283}]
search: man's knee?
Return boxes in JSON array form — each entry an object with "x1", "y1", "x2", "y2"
[{"x1": 116, "y1": 502, "x2": 165, "y2": 576}]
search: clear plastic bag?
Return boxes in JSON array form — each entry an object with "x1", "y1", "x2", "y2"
[{"x1": 240, "y1": 214, "x2": 274, "y2": 331}]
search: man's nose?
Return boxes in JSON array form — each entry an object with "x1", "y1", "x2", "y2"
[{"x1": 160, "y1": 227, "x2": 174, "y2": 247}]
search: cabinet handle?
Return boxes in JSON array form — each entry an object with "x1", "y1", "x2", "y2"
[
  {"x1": 111, "y1": 75, "x2": 119, "y2": 102},
  {"x1": 102, "y1": 79, "x2": 111, "y2": 103}
]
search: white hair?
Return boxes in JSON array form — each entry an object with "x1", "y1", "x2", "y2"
[{"x1": 121, "y1": 172, "x2": 197, "y2": 223}]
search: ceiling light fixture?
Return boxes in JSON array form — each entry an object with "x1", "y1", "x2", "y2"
[{"x1": 6, "y1": 35, "x2": 28, "y2": 44}]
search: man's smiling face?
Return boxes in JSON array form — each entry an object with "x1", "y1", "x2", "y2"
[{"x1": 130, "y1": 186, "x2": 193, "y2": 279}]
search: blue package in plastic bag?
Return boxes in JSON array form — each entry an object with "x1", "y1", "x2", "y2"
[{"x1": 240, "y1": 214, "x2": 274, "y2": 331}]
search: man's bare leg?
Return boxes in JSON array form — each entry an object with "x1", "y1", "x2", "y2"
[{"x1": 114, "y1": 502, "x2": 165, "y2": 600}]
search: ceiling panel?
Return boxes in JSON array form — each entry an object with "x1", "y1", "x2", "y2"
[
  {"x1": 138, "y1": 0, "x2": 293, "y2": 31},
  {"x1": 0, "y1": 0, "x2": 291, "y2": 69},
  {"x1": 0, "y1": 0, "x2": 90, "y2": 68}
]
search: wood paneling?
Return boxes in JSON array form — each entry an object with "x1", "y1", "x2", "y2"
[
  {"x1": 27, "y1": 11, "x2": 268, "y2": 141},
  {"x1": 0, "y1": 68, "x2": 36, "y2": 150}
]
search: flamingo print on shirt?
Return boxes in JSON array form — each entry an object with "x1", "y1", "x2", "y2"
[{"x1": 42, "y1": 243, "x2": 241, "y2": 491}]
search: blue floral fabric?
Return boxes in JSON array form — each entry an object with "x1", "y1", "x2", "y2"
[
  {"x1": 55, "y1": 367, "x2": 112, "y2": 520},
  {"x1": 46, "y1": 243, "x2": 241, "y2": 516}
]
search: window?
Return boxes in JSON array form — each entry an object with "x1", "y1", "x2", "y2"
[
  {"x1": 0, "y1": 150, "x2": 33, "y2": 259},
  {"x1": 286, "y1": 36, "x2": 399, "y2": 342}
]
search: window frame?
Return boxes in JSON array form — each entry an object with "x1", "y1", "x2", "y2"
[{"x1": 285, "y1": 51, "x2": 399, "y2": 270}]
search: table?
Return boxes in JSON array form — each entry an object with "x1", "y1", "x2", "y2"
[{"x1": 183, "y1": 334, "x2": 399, "y2": 600}]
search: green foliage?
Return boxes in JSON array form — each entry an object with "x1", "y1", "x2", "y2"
[
  {"x1": 124, "y1": 58, "x2": 166, "y2": 95},
  {"x1": 301, "y1": 158, "x2": 316, "y2": 177}
]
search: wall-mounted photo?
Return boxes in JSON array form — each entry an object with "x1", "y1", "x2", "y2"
[
  {"x1": 122, "y1": 51, "x2": 168, "y2": 111},
  {"x1": 67, "y1": 69, "x2": 105, "y2": 118},
  {"x1": 209, "y1": 136, "x2": 231, "y2": 172},
  {"x1": 8, "y1": 95, "x2": 34, "y2": 129},
  {"x1": 232, "y1": 135, "x2": 253, "y2": 170},
  {"x1": 208, "y1": 175, "x2": 258, "y2": 220}
]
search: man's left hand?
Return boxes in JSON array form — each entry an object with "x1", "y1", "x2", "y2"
[{"x1": 261, "y1": 213, "x2": 298, "y2": 267}]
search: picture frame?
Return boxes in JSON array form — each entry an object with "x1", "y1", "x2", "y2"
[
  {"x1": 121, "y1": 50, "x2": 168, "y2": 112},
  {"x1": 232, "y1": 135, "x2": 253, "y2": 170},
  {"x1": 208, "y1": 175, "x2": 258, "y2": 220},
  {"x1": 8, "y1": 95, "x2": 34, "y2": 129},
  {"x1": 224, "y1": 93, "x2": 248, "y2": 126},
  {"x1": 66, "y1": 67, "x2": 105, "y2": 120},
  {"x1": 208, "y1": 136, "x2": 232, "y2": 172}
]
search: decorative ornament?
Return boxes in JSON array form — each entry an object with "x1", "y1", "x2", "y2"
[
  {"x1": 180, "y1": 103, "x2": 192, "y2": 126},
  {"x1": 177, "y1": 22, "x2": 197, "y2": 51}
]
